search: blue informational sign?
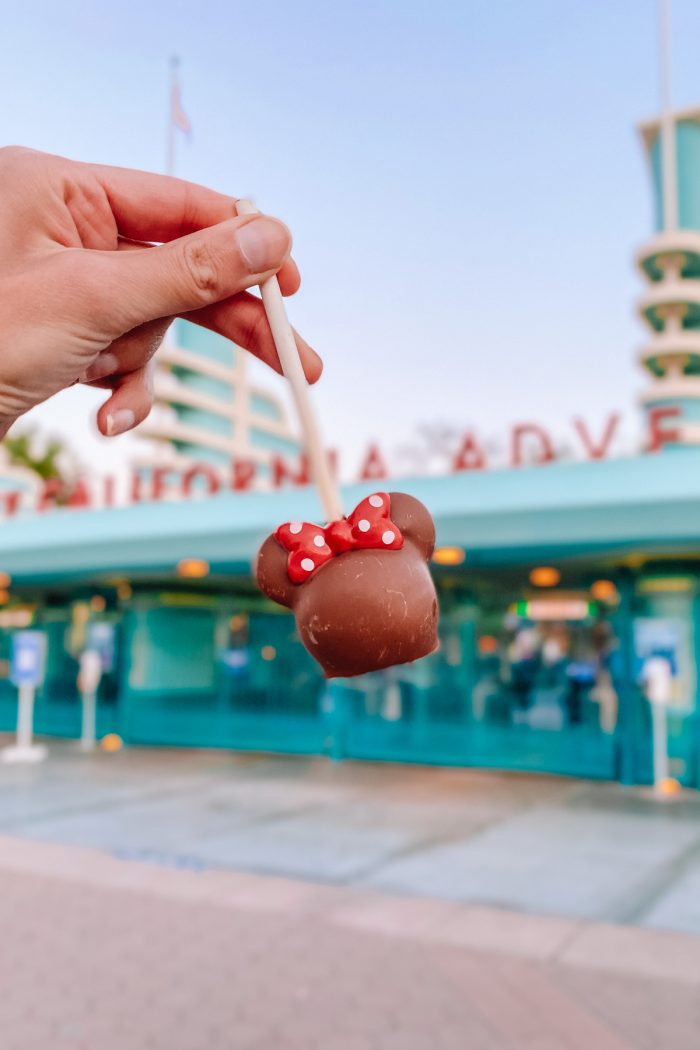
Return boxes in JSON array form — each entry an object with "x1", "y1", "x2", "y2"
[
  {"x1": 86, "y1": 622, "x2": 115, "y2": 673},
  {"x1": 220, "y1": 648, "x2": 250, "y2": 678},
  {"x1": 11, "y1": 631, "x2": 47, "y2": 688},
  {"x1": 634, "y1": 618, "x2": 680, "y2": 678}
]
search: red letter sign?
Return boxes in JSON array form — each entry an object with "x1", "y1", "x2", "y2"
[
  {"x1": 182, "y1": 464, "x2": 221, "y2": 498},
  {"x1": 510, "y1": 424, "x2": 555, "y2": 467},
  {"x1": 231, "y1": 460, "x2": 256, "y2": 491},
  {"x1": 572, "y1": 414, "x2": 620, "y2": 461},
  {"x1": 648, "y1": 406, "x2": 681, "y2": 451},
  {"x1": 359, "y1": 444, "x2": 388, "y2": 481},
  {"x1": 451, "y1": 431, "x2": 487, "y2": 472}
]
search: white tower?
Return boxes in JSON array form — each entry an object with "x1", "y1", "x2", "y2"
[{"x1": 637, "y1": 2, "x2": 700, "y2": 446}]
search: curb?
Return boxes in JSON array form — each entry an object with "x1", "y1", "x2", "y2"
[{"x1": 2, "y1": 833, "x2": 699, "y2": 986}]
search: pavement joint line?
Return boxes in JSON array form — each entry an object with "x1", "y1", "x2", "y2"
[
  {"x1": 198, "y1": 799, "x2": 336, "y2": 833},
  {"x1": 0, "y1": 767, "x2": 335, "y2": 836},
  {"x1": 2, "y1": 833, "x2": 700, "y2": 987},
  {"x1": 550, "y1": 915, "x2": 589, "y2": 959},
  {"x1": 609, "y1": 832, "x2": 700, "y2": 925},
  {"x1": 348, "y1": 794, "x2": 574, "y2": 889},
  {"x1": 346, "y1": 815, "x2": 500, "y2": 885},
  {"x1": 100, "y1": 800, "x2": 343, "y2": 871},
  {"x1": 0, "y1": 780, "x2": 216, "y2": 832}
]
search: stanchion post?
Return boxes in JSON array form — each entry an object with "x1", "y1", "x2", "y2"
[
  {"x1": 651, "y1": 699, "x2": 671, "y2": 796},
  {"x1": 1, "y1": 630, "x2": 48, "y2": 764},
  {"x1": 77, "y1": 650, "x2": 103, "y2": 753},
  {"x1": 80, "y1": 691, "x2": 97, "y2": 752},
  {"x1": 16, "y1": 683, "x2": 36, "y2": 750}
]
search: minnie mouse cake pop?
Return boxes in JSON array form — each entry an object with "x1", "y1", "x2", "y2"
[
  {"x1": 256, "y1": 491, "x2": 439, "y2": 678},
  {"x1": 235, "y1": 200, "x2": 439, "y2": 678}
]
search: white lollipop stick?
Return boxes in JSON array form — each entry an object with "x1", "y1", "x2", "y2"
[{"x1": 236, "y1": 198, "x2": 343, "y2": 523}]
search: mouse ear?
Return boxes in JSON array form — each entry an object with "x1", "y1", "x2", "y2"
[
  {"x1": 255, "y1": 535, "x2": 296, "y2": 609},
  {"x1": 389, "y1": 492, "x2": 435, "y2": 561}
]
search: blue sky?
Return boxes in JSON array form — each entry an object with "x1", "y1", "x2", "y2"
[{"x1": 3, "y1": 0, "x2": 700, "y2": 476}]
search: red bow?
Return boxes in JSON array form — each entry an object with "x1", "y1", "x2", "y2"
[{"x1": 276, "y1": 492, "x2": 404, "y2": 583}]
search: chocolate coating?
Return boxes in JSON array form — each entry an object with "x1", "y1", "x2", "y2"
[{"x1": 256, "y1": 492, "x2": 439, "y2": 678}]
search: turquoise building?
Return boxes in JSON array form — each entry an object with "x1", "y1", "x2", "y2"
[
  {"x1": 2, "y1": 106, "x2": 700, "y2": 786},
  {"x1": 136, "y1": 318, "x2": 300, "y2": 476}
]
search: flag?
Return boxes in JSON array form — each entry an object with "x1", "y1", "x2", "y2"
[{"x1": 170, "y1": 66, "x2": 191, "y2": 137}]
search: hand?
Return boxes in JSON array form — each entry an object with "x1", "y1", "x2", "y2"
[{"x1": 0, "y1": 147, "x2": 321, "y2": 438}]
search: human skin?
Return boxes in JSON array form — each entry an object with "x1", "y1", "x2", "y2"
[{"x1": 0, "y1": 147, "x2": 321, "y2": 439}]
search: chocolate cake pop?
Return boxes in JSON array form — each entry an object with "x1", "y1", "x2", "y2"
[
  {"x1": 256, "y1": 491, "x2": 439, "y2": 678},
  {"x1": 234, "y1": 201, "x2": 439, "y2": 679}
]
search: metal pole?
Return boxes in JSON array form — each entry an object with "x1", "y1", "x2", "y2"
[
  {"x1": 614, "y1": 572, "x2": 637, "y2": 785},
  {"x1": 16, "y1": 683, "x2": 35, "y2": 750},
  {"x1": 659, "y1": 0, "x2": 678, "y2": 230},
  {"x1": 80, "y1": 691, "x2": 97, "y2": 752},
  {"x1": 651, "y1": 700, "x2": 670, "y2": 793},
  {"x1": 166, "y1": 57, "x2": 178, "y2": 176},
  {"x1": 2, "y1": 683, "x2": 47, "y2": 763}
]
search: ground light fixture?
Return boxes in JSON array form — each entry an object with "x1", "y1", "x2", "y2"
[
  {"x1": 100, "y1": 734, "x2": 123, "y2": 752},
  {"x1": 432, "y1": 546, "x2": 466, "y2": 566},
  {"x1": 529, "y1": 566, "x2": 561, "y2": 587},
  {"x1": 176, "y1": 558, "x2": 210, "y2": 579}
]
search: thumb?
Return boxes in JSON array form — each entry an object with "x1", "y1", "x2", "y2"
[{"x1": 95, "y1": 215, "x2": 292, "y2": 334}]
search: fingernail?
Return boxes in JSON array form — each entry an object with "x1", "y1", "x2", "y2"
[
  {"x1": 105, "y1": 409, "x2": 135, "y2": 436},
  {"x1": 81, "y1": 352, "x2": 118, "y2": 383},
  {"x1": 308, "y1": 348, "x2": 323, "y2": 382},
  {"x1": 237, "y1": 217, "x2": 290, "y2": 273}
]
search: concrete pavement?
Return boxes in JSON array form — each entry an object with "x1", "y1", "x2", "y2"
[
  {"x1": 2, "y1": 743, "x2": 700, "y2": 1047},
  {"x1": 1, "y1": 834, "x2": 700, "y2": 1050},
  {"x1": 1, "y1": 739, "x2": 700, "y2": 932}
]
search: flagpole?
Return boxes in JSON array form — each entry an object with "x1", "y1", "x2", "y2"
[
  {"x1": 166, "y1": 56, "x2": 179, "y2": 176},
  {"x1": 659, "y1": 0, "x2": 678, "y2": 230}
]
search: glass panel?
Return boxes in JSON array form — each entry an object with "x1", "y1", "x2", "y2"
[
  {"x1": 129, "y1": 606, "x2": 216, "y2": 692},
  {"x1": 125, "y1": 597, "x2": 327, "y2": 753},
  {"x1": 339, "y1": 577, "x2": 619, "y2": 779},
  {"x1": 474, "y1": 615, "x2": 620, "y2": 736},
  {"x1": 632, "y1": 583, "x2": 697, "y2": 784},
  {"x1": 217, "y1": 609, "x2": 325, "y2": 718}
]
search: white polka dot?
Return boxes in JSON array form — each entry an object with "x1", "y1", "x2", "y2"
[
  {"x1": 369, "y1": 495, "x2": 384, "y2": 508},
  {"x1": 358, "y1": 519, "x2": 371, "y2": 533},
  {"x1": 313, "y1": 535, "x2": 325, "y2": 547},
  {"x1": 289, "y1": 522, "x2": 303, "y2": 535},
  {"x1": 382, "y1": 530, "x2": 395, "y2": 545},
  {"x1": 300, "y1": 558, "x2": 315, "y2": 572}
]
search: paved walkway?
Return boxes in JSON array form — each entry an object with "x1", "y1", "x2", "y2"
[
  {"x1": 1, "y1": 835, "x2": 700, "y2": 1050},
  {"x1": 2, "y1": 740, "x2": 700, "y2": 932},
  {"x1": 2, "y1": 744, "x2": 700, "y2": 1047}
]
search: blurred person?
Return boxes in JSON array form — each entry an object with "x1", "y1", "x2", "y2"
[
  {"x1": 541, "y1": 631, "x2": 565, "y2": 668},
  {"x1": 508, "y1": 625, "x2": 539, "y2": 719},
  {"x1": 472, "y1": 640, "x2": 502, "y2": 722},
  {"x1": 641, "y1": 650, "x2": 673, "y2": 707},
  {"x1": 589, "y1": 620, "x2": 619, "y2": 733},
  {"x1": 0, "y1": 147, "x2": 321, "y2": 439},
  {"x1": 522, "y1": 626, "x2": 566, "y2": 731},
  {"x1": 590, "y1": 664, "x2": 618, "y2": 733}
]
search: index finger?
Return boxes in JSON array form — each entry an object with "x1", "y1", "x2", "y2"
[{"x1": 87, "y1": 163, "x2": 238, "y2": 242}]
